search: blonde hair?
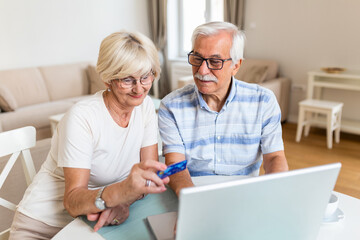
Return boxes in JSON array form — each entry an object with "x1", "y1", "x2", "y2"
[{"x1": 96, "y1": 31, "x2": 161, "y2": 84}]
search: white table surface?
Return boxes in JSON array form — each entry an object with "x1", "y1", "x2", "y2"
[
  {"x1": 53, "y1": 176, "x2": 360, "y2": 240},
  {"x1": 317, "y1": 192, "x2": 360, "y2": 240}
]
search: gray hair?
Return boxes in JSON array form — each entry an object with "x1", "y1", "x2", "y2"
[{"x1": 191, "y1": 21, "x2": 245, "y2": 65}]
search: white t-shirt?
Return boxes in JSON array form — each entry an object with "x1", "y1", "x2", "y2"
[{"x1": 17, "y1": 91, "x2": 158, "y2": 227}]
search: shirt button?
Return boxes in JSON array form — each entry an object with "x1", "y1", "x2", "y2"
[
  {"x1": 217, "y1": 136, "x2": 221, "y2": 140},
  {"x1": 217, "y1": 159, "x2": 221, "y2": 162}
]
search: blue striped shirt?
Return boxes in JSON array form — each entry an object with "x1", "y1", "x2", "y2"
[{"x1": 158, "y1": 78, "x2": 284, "y2": 176}]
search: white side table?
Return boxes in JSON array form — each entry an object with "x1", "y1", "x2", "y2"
[{"x1": 49, "y1": 113, "x2": 65, "y2": 135}]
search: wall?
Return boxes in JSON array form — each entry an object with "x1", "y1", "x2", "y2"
[
  {"x1": 243, "y1": 0, "x2": 360, "y2": 122},
  {"x1": 0, "y1": 0, "x2": 150, "y2": 70}
]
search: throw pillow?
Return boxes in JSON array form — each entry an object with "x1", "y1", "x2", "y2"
[
  {"x1": 87, "y1": 65, "x2": 106, "y2": 94},
  {"x1": 0, "y1": 86, "x2": 17, "y2": 111},
  {"x1": 242, "y1": 65, "x2": 268, "y2": 84}
]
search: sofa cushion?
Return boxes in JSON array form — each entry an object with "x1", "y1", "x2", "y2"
[
  {"x1": 241, "y1": 65, "x2": 268, "y2": 83},
  {"x1": 236, "y1": 59, "x2": 279, "y2": 82},
  {"x1": 39, "y1": 62, "x2": 90, "y2": 101},
  {"x1": 0, "y1": 85, "x2": 16, "y2": 111},
  {"x1": 0, "y1": 68, "x2": 50, "y2": 111},
  {"x1": 87, "y1": 65, "x2": 106, "y2": 94}
]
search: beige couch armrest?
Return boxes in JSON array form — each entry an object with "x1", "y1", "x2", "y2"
[
  {"x1": 178, "y1": 75, "x2": 194, "y2": 88},
  {"x1": 261, "y1": 77, "x2": 291, "y2": 122},
  {"x1": 0, "y1": 116, "x2": 3, "y2": 132}
]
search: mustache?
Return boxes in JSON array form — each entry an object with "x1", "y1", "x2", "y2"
[{"x1": 194, "y1": 73, "x2": 218, "y2": 83}]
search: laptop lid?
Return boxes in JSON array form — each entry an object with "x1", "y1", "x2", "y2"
[{"x1": 175, "y1": 163, "x2": 341, "y2": 240}]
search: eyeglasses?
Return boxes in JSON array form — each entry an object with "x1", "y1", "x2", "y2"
[
  {"x1": 113, "y1": 71, "x2": 155, "y2": 89},
  {"x1": 187, "y1": 51, "x2": 232, "y2": 70}
]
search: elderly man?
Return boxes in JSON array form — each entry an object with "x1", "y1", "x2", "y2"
[{"x1": 158, "y1": 21, "x2": 288, "y2": 196}]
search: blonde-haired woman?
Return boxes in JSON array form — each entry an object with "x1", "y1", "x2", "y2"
[{"x1": 9, "y1": 31, "x2": 168, "y2": 239}]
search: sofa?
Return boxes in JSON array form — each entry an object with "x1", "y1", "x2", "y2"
[
  {"x1": 177, "y1": 59, "x2": 291, "y2": 122},
  {"x1": 0, "y1": 62, "x2": 105, "y2": 140}
]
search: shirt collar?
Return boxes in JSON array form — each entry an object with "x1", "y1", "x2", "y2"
[
  {"x1": 224, "y1": 77, "x2": 236, "y2": 107},
  {"x1": 194, "y1": 84, "x2": 209, "y2": 111}
]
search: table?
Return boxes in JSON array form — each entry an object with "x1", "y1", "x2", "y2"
[
  {"x1": 307, "y1": 70, "x2": 360, "y2": 134},
  {"x1": 49, "y1": 113, "x2": 65, "y2": 135},
  {"x1": 53, "y1": 176, "x2": 360, "y2": 240},
  {"x1": 53, "y1": 188, "x2": 178, "y2": 240}
]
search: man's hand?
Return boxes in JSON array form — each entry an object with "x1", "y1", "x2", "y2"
[{"x1": 87, "y1": 204, "x2": 130, "y2": 232}]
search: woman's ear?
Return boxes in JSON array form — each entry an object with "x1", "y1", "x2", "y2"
[
  {"x1": 105, "y1": 82, "x2": 111, "y2": 90},
  {"x1": 231, "y1": 59, "x2": 243, "y2": 76}
]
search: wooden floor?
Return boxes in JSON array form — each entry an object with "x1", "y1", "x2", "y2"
[{"x1": 260, "y1": 123, "x2": 360, "y2": 199}]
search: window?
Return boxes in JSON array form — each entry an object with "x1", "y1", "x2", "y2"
[{"x1": 168, "y1": 0, "x2": 224, "y2": 59}]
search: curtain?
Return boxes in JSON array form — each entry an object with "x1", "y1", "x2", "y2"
[
  {"x1": 224, "y1": 0, "x2": 245, "y2": 29},
  {"x1": 148, "y1": 0, "x2": 170, "y2": 99}
]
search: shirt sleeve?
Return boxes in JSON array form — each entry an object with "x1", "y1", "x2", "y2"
[
  {"x1": 57, "y1": 105, "x2": 93, "y2": 169},
  {"x1": 141, "y1": 96, "x2": 158, "y2": 148},
  {"x1": 158, "y1": 100, "x2": 186, "y2": 155},
  {"x1": 260, "y1": 90, "x2": 284, "y2": 154}
]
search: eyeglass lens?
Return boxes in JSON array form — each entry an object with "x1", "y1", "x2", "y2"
[
  {"x1": 120, "y1": 72, "x2": 154, "y2": 88},
  {"x1": 188, "y1": 54, "x2": 225, "y2": 70}
]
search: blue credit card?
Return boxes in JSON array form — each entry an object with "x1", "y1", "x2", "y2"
[{"x1": 157, "y1": 160, "x2": 188, "y2": 179}]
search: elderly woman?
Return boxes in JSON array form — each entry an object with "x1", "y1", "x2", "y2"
[{"x1": 9, "y1": 31, "x2": 168, "y2": 239}]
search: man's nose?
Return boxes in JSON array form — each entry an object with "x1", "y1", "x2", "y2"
[{"x1": 197, "y1": 60, "x2": 211, "y2": 75}]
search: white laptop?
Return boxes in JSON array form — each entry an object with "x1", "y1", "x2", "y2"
[{"x1": 147, "y1": 163, "x2": 341, "y2": 240}]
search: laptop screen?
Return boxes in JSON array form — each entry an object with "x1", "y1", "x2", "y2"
[{"x1": 175, "y1": 163, "x2": 341, "y2": 240}]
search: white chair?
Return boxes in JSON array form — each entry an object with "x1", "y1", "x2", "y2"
[
  {"x1": 296, "y1": 99, "x2": 343, "y2": 149},
  {"x1": 0, "y1": 126, "x2": 36, "y2": 240}
]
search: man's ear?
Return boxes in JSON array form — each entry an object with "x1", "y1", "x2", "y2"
[{"x1": 231, "y1": 59, "x2": 243, "y2": 76}]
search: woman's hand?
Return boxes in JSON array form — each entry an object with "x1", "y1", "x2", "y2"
[
  {"x1": 122, "y1": 160, "x2": 170, "y2": 204},
  {"x1": 87, "y1": 160, "x2": 170, "y2": 231},
  {"x1": 87, "y1": 203, "x2": 130, "y2": 232}
]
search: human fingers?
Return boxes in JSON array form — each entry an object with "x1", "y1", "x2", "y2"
[
  {"x1": 125, "y1": 164, "x2": 168, "y2": 202},
  {"x1": 140, "y1": 178, "x2": 169, "y2": 199},
  {"x1": 141, "y1": 170, "x2": 167, "y2": 190},
  {"x1": 162, "y1": 176, "x2": 170, "y2": 185},
  {"x1": 112, "y1": 204, "x2": 130, "y2": 224},
  {"x1": 104, "y1": 204, "x2": 130, "y2": 226},
  {"x1": 87, "y1": 213, "x2": 100, "y2": 222},
  {"x1": 128, "y1": 163, "x2": 165, "y2": 190},
  {"x1": 93, "y1": 209, "x2": 112, "y2": 232},
  {"x1": 139, "y1": 159, "x2": 167, "y2": 172}
]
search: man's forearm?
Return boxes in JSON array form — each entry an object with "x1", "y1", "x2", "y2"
[
  {"x1": 168, "y1": 169, "x2": 194, "y2": 196},
  {"x1": 263, "y1": 150, "x2": 289, "y2": 174},
  {"x1": 165, "y1": 152, "x2": 194, "y2": 196}
]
